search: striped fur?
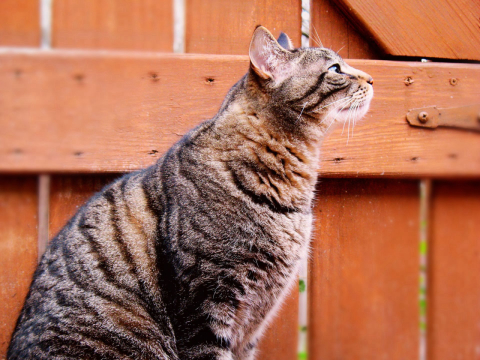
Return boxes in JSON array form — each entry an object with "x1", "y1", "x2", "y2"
[{"x1": 8, "y1": 26, "x2": 373, "y2": 360}]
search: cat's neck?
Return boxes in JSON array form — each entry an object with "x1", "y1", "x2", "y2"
[
  {"x1": 209, "y1": 98, "x2": 322, "y2": 213},
  {"x1": 222, "y1": 93, "x2": 325, "y2": 167}
]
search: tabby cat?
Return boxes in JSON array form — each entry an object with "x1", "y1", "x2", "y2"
[{"x1": 8, "y1": 26, "x2": 373, "y2": 359}]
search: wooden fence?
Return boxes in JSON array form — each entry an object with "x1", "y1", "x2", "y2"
[{"x1": 0, "y1": 1, "x2": 479, "y2": 359}]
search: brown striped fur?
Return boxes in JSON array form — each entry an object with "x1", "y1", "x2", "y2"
[{"x1": 8, "y1": 26, "x2": 373, "y2": 360}]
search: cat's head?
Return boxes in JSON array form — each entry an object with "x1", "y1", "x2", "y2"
[{"x1": 247, "y1": 26, "x2": 373, "y2": 137}]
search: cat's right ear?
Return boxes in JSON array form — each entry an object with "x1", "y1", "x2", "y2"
[
  {"x1": 249, "y1": 26, "x2": 291, "y2": 80},
  {"x1": 277, "y1": 32, "x2": 294, "y2": 50}
]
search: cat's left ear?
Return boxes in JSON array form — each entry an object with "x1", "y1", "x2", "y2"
[{"x1": 249, "y1": 26, "x2": 292, "y2": 80}]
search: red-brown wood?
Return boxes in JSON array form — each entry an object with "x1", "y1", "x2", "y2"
[
  {"x1": 310, "y1": 0, "x2": 380, "y2": 59},
  {"x1": 186, "y1": 0, "x2": 302, "y2": 55},
  {"x1": 428, "y1": 181, "x2": 480, "y2": 360},
  {"x1": 49, "y1": 174, "x2": 119, "y2": 239},
  {"x1": 257, "y1": 289, "x2": 299, "y2": 360},
  {"x1": 52, "y1": 0, "x2": 173, "y2": 51},
  {"x1": 308, "y1": 179, "x2": 420, "y2": 360},
  {"x1": 0, "y1": 177, "x2": 38, "y2": 359},
  {"x1": 187, "y1": 9, "x2": 302, "y2": 357},
  {"x1": 0, "y1": 52, "x2": 479, "y2": 177},
  {"x1": 337, "y1": 0, "x2": 480, "y2": 60},
  {"x1": 0, "y1": 0, "x2": 40, "y2": 47}
]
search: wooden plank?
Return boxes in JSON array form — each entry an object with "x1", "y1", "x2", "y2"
[
  {"x1": 0, "y1": 177, "x2": 38, "y2": 358},
  {"x1": 49, "y1": 174, "x2": 119, "y2": 239},
  {"x1": 427, "y1": 181, "x2": 480, "y2": 360},
  {"x1": 37, "y1": 174, "x2": 50, "y2": 261},
  {"x1": 337, "y1": 0, "x2": 480, "y2": 60},
  {"x1": 308, "y1": 179, "x2": 419, "y2": 360},
  {"x1": 52, "y1": 0, "x2": 173, "y2": 51},
  {"x1": 186, "y1": 0, "x2": 302, "y2": 54},
  {"x1": 310, "y1": 0, "x2": 380, "y2": 59},
  {"x1": 0, "y1": 0, "x2": 40, "y2": 47},
  {"x1": 186, "y1": 3, "x2": 301, "y2": 356},
  {"x1": 0, "y1": 51, "x2": 479, "y2": 177},
  {"x1": 257, "y1": 289, "x2": 299, "y2": 360}
]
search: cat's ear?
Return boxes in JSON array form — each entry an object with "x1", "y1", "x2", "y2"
[
  {"x1": 277, "y1": 32, "x2": 294, "y2": 50},
  {"x1": 249, "y1": 26, "x2": 291, "y2": 80}
]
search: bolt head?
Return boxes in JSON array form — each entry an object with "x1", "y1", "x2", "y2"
[{"x1": 418, "y1": 111, "x2": 429, "y2": 123}]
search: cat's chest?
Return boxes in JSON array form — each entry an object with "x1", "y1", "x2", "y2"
[
  {"x1": 228, "y1": 211, "x2": 311, "y2": 349},
  {"x1": 240, "y1": 210, "x2": 311, "y2": 299}
]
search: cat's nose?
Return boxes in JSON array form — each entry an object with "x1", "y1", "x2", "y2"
[{"x1": 367, "y1": 77, "x2": 373, "y2": 85}]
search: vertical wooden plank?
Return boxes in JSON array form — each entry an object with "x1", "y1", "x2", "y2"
[
  {"x1": 428, "y1": 181, "x2": 480, "y2": 360},
  {"x1": 185, "y1": 0, "x2": 302, "y2": 55},
  {"x1": 0, "y1": 0, "x2": 40, "y2": 47},
  {"x1": 308, "y1": 179, "x2": 419, "y2": 360},
  {"x1": 0, "y1": 177, "x2": 38, "y2": 359},
  {"x1": 52, "y1": 0, "x2": 173, "y2": 51},
  {"x1": 37, "y1": 175, "x2": 50, "y2": 262},
  {"x1": 310, "y1": 0, "x2": 380, "y2": 58},
  {"x1": 256, "y1": 290, "x2": 299, "y2": 360},
  {"x1": 185, "y1": 2, "x2": 301, "y2": 358},
  {"x1": 49, "y1": 174, "x2": 119, "y2": 239}
]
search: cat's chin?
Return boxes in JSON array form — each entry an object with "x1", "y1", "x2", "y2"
[{"x1": 336, "y1": 101, "x2": 371, "y2": 123}]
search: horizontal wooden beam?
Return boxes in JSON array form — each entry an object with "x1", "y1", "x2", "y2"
[
  {"x1": 0, "y1": 50, "x2": 479, "y2": 177},
  {"x1": 336, "y1": 0, "x2": 480, "y2": 61}
]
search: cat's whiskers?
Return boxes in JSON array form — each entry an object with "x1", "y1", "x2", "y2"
[
  {"x1": 310, "y1": 24, "x2": 324, "y2": 48},
  {"x1": 348, "y1": 100, "x2": 361, "y2": 143},
  {"x1": 352, "y1": 101, "x2": 361, "y2": 138},
  {"x1": 319, "y1": 97, "x2": 353, "y2": 134},
  {"x1": 339, "y1": 98, "x2": 355, "y2": 136},
  {"x1": 336, "y1": 45, "x2": 346, "y2": 54},
  {"x1": 346, "y1": 98, "x2": 363, "y2": 144},
  {"x1": 296, "y1": 102, "x2": 308, "y2": 123},
  {"x1": 317, "y1": 97, "x2": 351, "y2": 112},
  {"x1": 346, "y1": 101, "x2": 356, "y2": 143},
  {"x1": 347, "y1": 101, "x2": 359, "y2": 144}
]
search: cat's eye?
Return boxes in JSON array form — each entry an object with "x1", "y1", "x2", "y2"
[{"x1": 328, "y1": 64, "x2": 341, "y2": 73}]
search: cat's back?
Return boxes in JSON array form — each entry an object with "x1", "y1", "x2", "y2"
[{"x1": 7, "y1": 168, "x2": 179, "y2": 359}]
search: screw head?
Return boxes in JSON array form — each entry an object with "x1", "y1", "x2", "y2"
[
  {"x1": 404, "y1": 76, "x2": 414, "y2": 86},
  {"x1": 418, "y1": 111, "x2": 429, "y2": 123}
]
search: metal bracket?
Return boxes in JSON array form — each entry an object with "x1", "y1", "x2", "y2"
[{"x1": 406, "y1": 104, "x2": 480, "y2": 132}]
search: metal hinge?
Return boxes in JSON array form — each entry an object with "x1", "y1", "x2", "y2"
[{"x1": 406, "y1": 104, "x2": 480, "y2": 132}]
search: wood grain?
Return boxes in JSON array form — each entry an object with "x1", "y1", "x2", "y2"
[
  {"x1": 257, "y1": 288, "x2": 299, "y2": 360},
  {"x1": 0, "y1": 0, "x2": 40, "y2": 47},
  {"x1": 310, "y1": 0, "x2": 381, "y2": 59},
  {"x1": 52, "y1": 0, "x2": 173, "y2": 51},
  {"x1": 308, "y1": 179, "x2": 420, "y2": 360},
  {"x1": 186, "y1": 3, "x2": 301, "y2": 356},
  {"x1": 427, "y1": 181, "x2": 480, "y2": 360},
  {"x1": 186, "y1": 0, "x2": 302, "y2": 54},
  {"x1": 0, "y1": 177, "x2": 38, "y2": 359},
  {"x1": 337, "y1": 0, "x2": 480, "y2": 60},
  {"x1": 0, "y1": 51, "x2": 478, "y2": 177}
]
